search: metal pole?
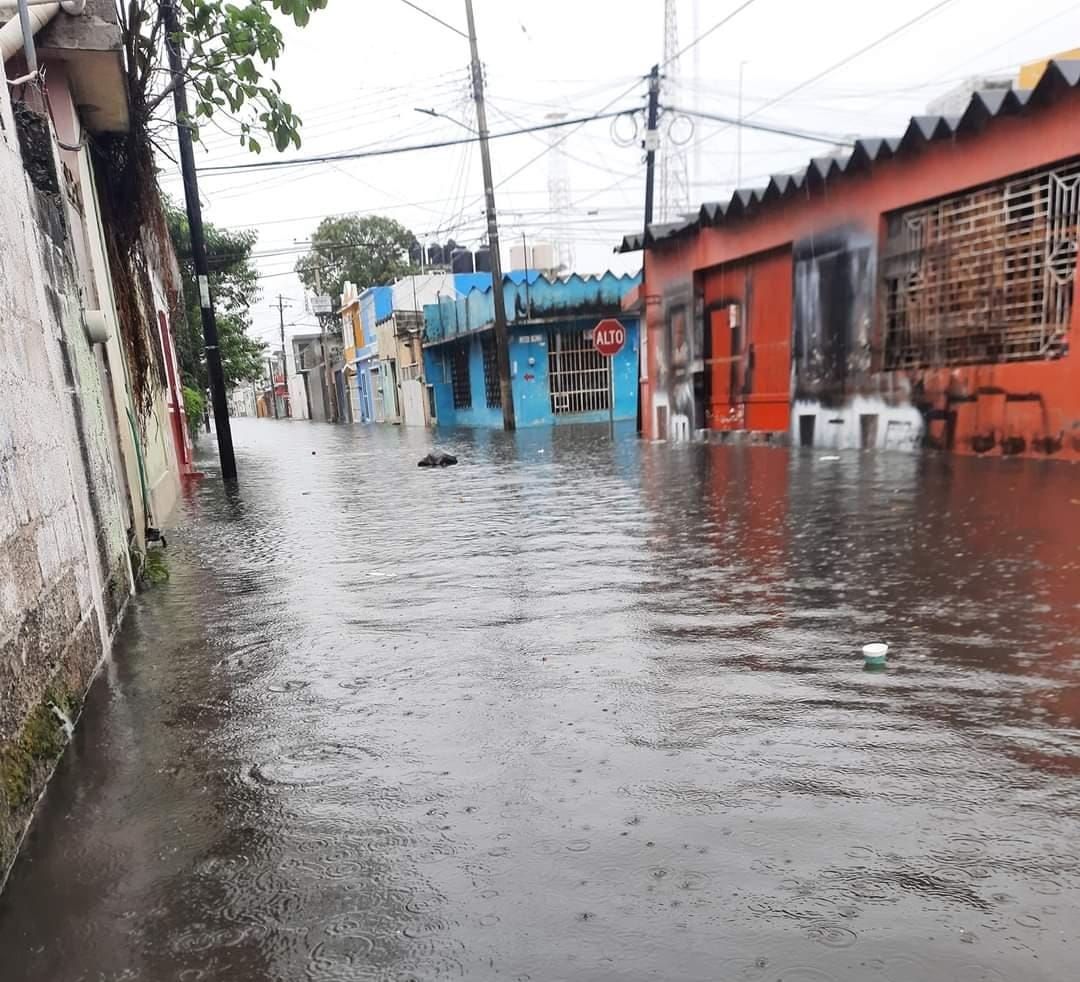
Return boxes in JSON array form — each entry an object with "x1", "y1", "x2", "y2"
[
  {"x1": 162, "y1": 0, "x2": 238, "y2": 481},
  {"x1": 15, "y1": 0, "x2": 37, "y2": 75},
  {"x1": 737, "y1": 61, "x2": 746, "y2": 187},
  {"x1": 464, "y1": 0, "x2": 515, "y2": 431},
  {"x1": 521, "y1": 230, "x2": 530, "y2": 314},
  {"x1": 608, "y1": 354, "x2": 615, "y2": 432}
]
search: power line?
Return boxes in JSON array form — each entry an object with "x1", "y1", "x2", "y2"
[
  {"x1": 667, "y1": 0, "x2": 765, "y2": 69},
  {"x1": 198, "y1": 109, "x2": 636, "y2": 174},
  {"x1": 743, "y1": 0, "x2": 961, "y2": 128},
  {"x1": 396, "y1": 0, "x2": 469, "y2": 39},
  {"x1": 663, "y1": 106, "x2": 855, "y2": 147},
  {"x1": 681, "y1": 0, "x2": 962, "y2": 164}
]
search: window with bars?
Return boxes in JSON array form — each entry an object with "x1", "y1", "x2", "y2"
[
  {"x1": 882, "y1": 158, "x2": 1080, "y2": 369},
  {"x1": 548, "y1": 327, "x2": 610, "y2": 415},
  {"x1": 450, "y1": 343, "x2": 472, "y2": 409},
  {"x1": 480, "y1": 334, "x2": 501, "y2": 409}
]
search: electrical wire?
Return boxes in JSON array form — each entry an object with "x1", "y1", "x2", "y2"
[
  {"x1": 690, "y1": 0, "x2": 961, "y2": 158},
  {"x1": 198, "y1": 109, "x2": 636, "y2": 174},
  {"x1": 395, "y1": 0, "x2": 469, "y2": 40},
  {"x1": 667, "y1": 0, "x2": 765, "y2": 68},
  {"x1": 663, "y1": 106, "x2": 854, "y2": 147}
]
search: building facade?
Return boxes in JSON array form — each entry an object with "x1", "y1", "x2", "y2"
[
  {"x1": 423, "y1": 273, "x2": 642, "y2": 428},
  {"x1": 1, "y1": 1, "x2": 191, "y2": 877},
  {"x1": 622, "y1": 61, "x2": 1080, "y2": 459}
]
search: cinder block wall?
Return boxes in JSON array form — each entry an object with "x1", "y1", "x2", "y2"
[{"x1": 0, "y1": 78, "x2": 131, "y2": 880}]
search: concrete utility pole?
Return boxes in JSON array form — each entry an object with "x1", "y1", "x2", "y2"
[
  {"x1": 162, "y1": 0, "x2": 238, "y2": 481},
  {"x1": 638, "y1": 65, "x2": 661, "y2": 438},
  {"x1": 275, "y1": 294, "x2": 292, "y2": 418},
  {"x1": 312, "y1": 264, "x2": 341, "y2": 424},
  {"x1": 644, "y1": 64, "x2": 661, "y2": 232},
  {"x1": 464, "y1": 0, "x2": 515, "y2": 431},
  {"x1": 267, "y1": 357, "x2": 279, "y2": 419}
]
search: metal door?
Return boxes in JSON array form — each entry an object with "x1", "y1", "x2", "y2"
[{"x1": 401, "y1": 379, "x2": 427, "y2": 426}]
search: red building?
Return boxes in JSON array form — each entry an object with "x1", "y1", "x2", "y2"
[{"x1": 622, "y1": 61, "x2": 1080, "y2": 460}]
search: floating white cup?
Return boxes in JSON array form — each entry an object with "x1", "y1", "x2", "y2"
[{"x1": 863, "y1": 642, "x2": 889, "y2": 666}]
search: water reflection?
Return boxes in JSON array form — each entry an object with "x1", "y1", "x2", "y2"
[{"x1": 0, "y1": 421, "x2": 1077, "y2": 982}]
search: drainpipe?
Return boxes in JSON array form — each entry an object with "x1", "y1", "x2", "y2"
[{"x1": 0, "y1": 1, "x2": 86, "y2": 69}]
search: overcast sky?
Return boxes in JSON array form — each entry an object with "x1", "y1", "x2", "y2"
[{"x1": 158, "y1": 0, "x2": 1080, "y2": 349}]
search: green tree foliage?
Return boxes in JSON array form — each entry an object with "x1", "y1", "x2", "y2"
[
  {"x1": 295, "y1": 215, "x2": 418, "y2": 304},
  {"x1": 182, "y1": 386, "x2": 206, "y2": 437},
  {"x1": 123, "y1": 0, "x2": 329, "y2": 154},
  {"x1": 166, "y1": 203, "x2": 266, "y2": 388}
]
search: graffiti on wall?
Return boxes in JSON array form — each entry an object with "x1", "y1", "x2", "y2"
[
  {"x1": 792, "y1": 227, "x2": 876, "y2": 404},
  {"x1": 657, "y1": 285, "x2": 702, "y2": 438}
]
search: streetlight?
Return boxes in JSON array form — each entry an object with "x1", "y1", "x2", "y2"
[{"x1": 413, "y1": 107, "x2": 476, "y2": 134}]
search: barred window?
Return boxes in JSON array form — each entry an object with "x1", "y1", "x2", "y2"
[
  {"x1": 882, "y1": 159, "x2": 1080, "y2": 369},
  {"x1": 450, "y1": 343, "x2": 472, "y2": 409},
  {"x1": 480, "y1": 334, "x2": 501, "y2": 409},
  {"x1": 548, "y1": 328, "x2": 610, "y2": 415}
]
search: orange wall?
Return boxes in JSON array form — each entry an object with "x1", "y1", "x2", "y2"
[
  {"x1": 642, "y1": 87, "x2": 1080, "y2": 453},
  {"x1": 701, "y1": 249, "x2": 792, "y2": 434}
]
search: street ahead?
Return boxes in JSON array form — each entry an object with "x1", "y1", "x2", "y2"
[{"x1": 2, "y1": 420, "x2": 1078, "y2": 982}]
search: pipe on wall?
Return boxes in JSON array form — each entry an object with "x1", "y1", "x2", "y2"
[{"x1": 0, "y1": 1, "x2": 85, "y2": 68}]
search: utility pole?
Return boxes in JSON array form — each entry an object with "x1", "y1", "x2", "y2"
[
  {"x1": 162, "y1": 0, "x2": 238, "y2": 481},
  {"x1": 313, "y1": 264, "x2": 341, "y2": 424},
  {"x1": 267, "y1": 357, "x2": 280, "y2": 419},
  {"x1": 275, "y1": 294, "x2": 292, "y2": 418},
  {"x1": 464, "y1": 0, "x2": 515, "y2": 431},
  {"x1": 638, "y1": 65, "x2": 662, "y2": 438},
  {"x1": 644, "y1": 64, "x2": 661, "y2": 231}
]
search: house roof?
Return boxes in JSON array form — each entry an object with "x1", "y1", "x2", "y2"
[{"x1": 617, "y1": 60, "x2": 1080, "y2": 253}]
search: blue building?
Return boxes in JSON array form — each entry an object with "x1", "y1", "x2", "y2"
[
  {"x1": 422, "y1": 272, "x2": 642, "y2": 428},
  {"x1": 352, "y1": 285, "x2": 392, "y2": 421}
]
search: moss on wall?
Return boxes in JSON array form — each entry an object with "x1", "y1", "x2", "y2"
[{"x1": 0, "y1": 613, "x2": 99, "y2": 886}]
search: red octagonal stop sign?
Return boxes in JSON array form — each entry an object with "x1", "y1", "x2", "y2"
[{"x1": 593, "y1": 318, "x2": 626, "y2": 357}]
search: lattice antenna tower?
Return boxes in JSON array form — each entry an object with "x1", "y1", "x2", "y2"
[
  {"x1": 659, "y1": 0, "x2": 690, "y2": 221},
  {"x1": 546, "y1": 112, "x2": 574, "y2": 273}
]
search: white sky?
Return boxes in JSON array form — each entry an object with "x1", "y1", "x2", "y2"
[{"x1": 157, "y1": 0, "x2": 1080, "y2": 349}]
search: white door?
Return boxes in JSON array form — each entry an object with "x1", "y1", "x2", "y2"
[{"x1": 401, "y1": 379, "x2": 426, "y2": 426}]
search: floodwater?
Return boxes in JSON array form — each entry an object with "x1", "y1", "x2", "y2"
[{"x1": 2, "y1": 420, "x2": 1079, "y2": 982}]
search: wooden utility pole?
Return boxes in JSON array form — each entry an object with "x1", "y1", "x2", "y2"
[
  {"x1": 162, "y1": 0, "x2": 238, "y2": 480},
  {"x1": 464, "y1": 0, "x2": 515, "y2": 431}
]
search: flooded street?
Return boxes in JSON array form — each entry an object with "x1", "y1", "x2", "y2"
[{"x1": 1, "y1": 420, "x2": 1078, "y2": 982}]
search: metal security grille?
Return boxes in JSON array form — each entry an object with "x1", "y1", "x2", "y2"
[
  {"x1": 450, "y1": 343, "x2": 472, "y2": 409},
  {"x1": 882, "y1": 159, "x2": 1080, "y2": 369},
  {"x1": 480, "y1": 334, "x2": 501, "y2": 409},
  {"x1": 548, "y1": 328, "x2": 610, "y2": 415}
]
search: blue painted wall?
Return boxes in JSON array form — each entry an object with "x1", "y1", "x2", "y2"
[
  {"x1": 423, "y1": 317, "x2": 640, "y2": 428},
  {"x1": 424, "y1": 271, "x2": 641, "y2": 345},
  {"x1": 359, "y1": 286, "x2": 393, "y2": 343}
]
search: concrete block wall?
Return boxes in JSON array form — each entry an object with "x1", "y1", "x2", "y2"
[{"x1": 0, "y1": 79, "x2": 131, "y2": 878}]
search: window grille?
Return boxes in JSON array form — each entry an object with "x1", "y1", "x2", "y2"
[
  {"x1": 480, "y1": 334, "x2": 501, "y2": 409},
  {"x1": 450, "y1": 343, "x2": 472, "y2": 409},
  {"x1": 882, "y1": 159, "x2": 1080, "y2": 369},
  {"x1": 548, "y1": 328, "x2": 610, "y2": 415}
]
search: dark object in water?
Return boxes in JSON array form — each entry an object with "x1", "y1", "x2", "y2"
[{"x1": 418, "y1": 452, "x2": 458, "y2": 468}]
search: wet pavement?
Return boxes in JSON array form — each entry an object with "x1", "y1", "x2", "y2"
[{"x1": 1, "y1": 420, "x2": 1079, "y2": 982}]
